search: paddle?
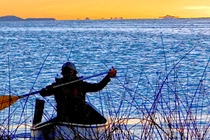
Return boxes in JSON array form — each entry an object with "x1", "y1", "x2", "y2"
[{"x1": 0, "y1": 71, "x2": 108, "y2": 111}]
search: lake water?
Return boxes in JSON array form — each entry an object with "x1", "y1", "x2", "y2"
[{"x1": 0, "y1": 19, "x2": 209, "y2": 139}]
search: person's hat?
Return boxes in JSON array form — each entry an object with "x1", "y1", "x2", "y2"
[{"x1": 62, "y1": 62, "x2": 76, "y2": 71}]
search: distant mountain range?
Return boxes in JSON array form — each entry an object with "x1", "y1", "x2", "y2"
[
  {"x1": 1, "y1": 15, "x2": 209, "y2": 21},
  {"x1": 0, "y1": 15, "x2": 56, "y2": 21},
  {"x1": 159, "y1": 15, "x2": 179, "y2": 19}
]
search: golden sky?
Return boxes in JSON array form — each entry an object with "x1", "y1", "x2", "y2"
[{"x1": 1, "y1": 0, "x2": 210, "y2": 20}]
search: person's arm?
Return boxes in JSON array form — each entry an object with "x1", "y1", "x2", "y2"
[
  {"x1": 39, "y1": 84, "x2": 55, "y2": 97},
  {"x1": 83, "y1": 75, "x2": 110, "y2": 92},
  {"x1": 83, "y1": 67, "x2": 117, "y2": 92}
]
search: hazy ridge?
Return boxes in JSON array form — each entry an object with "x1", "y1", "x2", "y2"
[{"x1": 0, "y1": 15, "x2": 56, "y2": 21}]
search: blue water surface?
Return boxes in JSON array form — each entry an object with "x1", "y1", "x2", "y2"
[{"x1": 0, "y1": 19, "x2": 209, "y2": 138}]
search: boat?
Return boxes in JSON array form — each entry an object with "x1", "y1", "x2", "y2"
[
  {"x1": 31, "y1": 121, "x2": 111, "y2": 139},
  {"x1": 30, "y1": 99, "x2": 112, "y2": 140}
]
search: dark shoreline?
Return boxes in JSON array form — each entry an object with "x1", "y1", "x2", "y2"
[
  {"x1": 0, "y1": 15, "x2": 56, "y2": 21},
  {"x1": 0, "y1": 15, "x2": 210, "y2": 21}
]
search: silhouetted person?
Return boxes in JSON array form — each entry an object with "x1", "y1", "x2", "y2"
[{"x1": 40, "y1": 62, "x2": 117, "y2": 124}]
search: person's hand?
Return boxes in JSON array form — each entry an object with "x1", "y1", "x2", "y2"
[
  {"x1": 108, "y1": 67, "x2": 117, "y2": 78},
  {"x1": 46, "y1": 85, "x2": 53, "y2": 90},
  {"x1": 40, "y1": 85, "x2": 53, "y2": 96},
  {"x1": 40, "y1": 88, "x2": 47, "y2": 96}
]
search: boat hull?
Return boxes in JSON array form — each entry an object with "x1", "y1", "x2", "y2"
[{"x1": 30, "y1": 121, "x2": 110, "y2": 140}]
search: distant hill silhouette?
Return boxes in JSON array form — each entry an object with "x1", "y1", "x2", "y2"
[
  {"x1": 0, "y1": 15, "x2": 56, "y2": 21},
  {"x1": 0, "y1": 15, "x2": 23, "y2": 21},
  {"x1": 159, "y1": 15, "x2": 179, "y2": 19}
]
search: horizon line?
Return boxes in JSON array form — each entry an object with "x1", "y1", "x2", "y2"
[{"x1": 1, "y1": 15, "x2": 210, "y2": 21}]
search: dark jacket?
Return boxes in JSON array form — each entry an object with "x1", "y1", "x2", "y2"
[{"x1": 40, "y1": 74, "x2": 110, "y2": 124}]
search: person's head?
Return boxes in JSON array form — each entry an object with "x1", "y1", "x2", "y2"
[{"x1": 61, "y1": 62, "x2": 77, "y2": 78}]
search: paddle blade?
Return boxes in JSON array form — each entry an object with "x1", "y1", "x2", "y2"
[{"x1": 0, "y1": 95, "x2": 19, "y2": 111}]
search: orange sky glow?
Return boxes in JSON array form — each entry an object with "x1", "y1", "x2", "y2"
[{"x1": 1, "y1": 0, "x2": 210, "y2": 20}]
